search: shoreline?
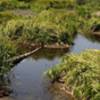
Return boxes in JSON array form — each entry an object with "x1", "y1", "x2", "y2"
[
  {"x1": 49, "y1": 82, "x2": 75, "y2": 100},
  {"x1": 18, "y1": 42, "x2": 70, "y2": 50}
]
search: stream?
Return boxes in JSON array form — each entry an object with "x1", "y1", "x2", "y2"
[{"x1": 6, "y1": 34, "x2": 100, "y2": 100}]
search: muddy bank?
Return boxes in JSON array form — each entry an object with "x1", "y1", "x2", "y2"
[
  {"x1": 0, "y1": 86, "x2": 12, "y2": 98},
  {"x1": 49, "y1": 82, "x2": 75, "y2": 100},
  {"x1": 18, "y1": 42, "x2": 70, "y2": 50}
]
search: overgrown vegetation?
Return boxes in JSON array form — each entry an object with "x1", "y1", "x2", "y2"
[
  {"x1": 47, "y1": 49, "x2": 100, "y2": 100},
  {"x1": 0, "y1": 0, "x2": 100, "y2": 44},
  {"x1": 0, "y1": 0, "x2": 30, "y2": 11},
  {"x1": 1, "y1": 10, "x2": 78, "y2": 45},
  {"x1": 0, "y1": 0, "x2": 100, "y2": 97},
  {"x1": 0, "y1": 35, "x2": 16, "y2": 79}
]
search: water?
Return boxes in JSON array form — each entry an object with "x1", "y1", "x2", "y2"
[
  {"x1": 8, "y1": 34, "x2": 100, "y2": 100},
  {"x1": 70, "y1": 34, "x2": 100, "y2": 53},
  {"x1": 9, "y1": 58, "x2": 59, "y2": 100}
]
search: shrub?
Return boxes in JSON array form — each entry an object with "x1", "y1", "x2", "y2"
[
  {"x1": 47, "y1": 49, "x2": 100, "y2": 100},
  {"x1": 2, "y1": 10, "x2": 78, "y2": 45},
  {"x1": 0, "y1": 11, "x2": 15, "y2": 24},
  {"x1": 0, "y1": 0, "x2": 30, "y2": 11},
  {"x1": 0, "y1": 35, "x2": 16, "y2": 78},
  {"x1": 31, "y1": 10, "x2": 78, "y2": 44},
  {"x1": 3, "y1": 19, "x2": 25, "y2": 39},
  {"x1": 31, "y1": 0, "x2": 76, "y2": 12},
  {"x1": 0, "y1": 0, "x2": 14, "y2": 11}
]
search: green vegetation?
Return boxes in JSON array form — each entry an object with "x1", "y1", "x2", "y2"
[
  {"x1": 0, "y1": 35, "x2": 16, "y2": 79},
  {"x1": 30, "y1": 0, "x2": 76, "y2": 12},
  {"x1": 0, "y1": 0, "x2": 99, "y2": 45},
  {"x1": 47, "y1": 49, "x2": 100, "y2": 100},
  {"x1": 0, "y1": 0, "x2": 100, "y2": 97},
  {"x1": 0, "y1": 0, "x2": 30, "y2": 11},
  {"x1": 1, "y1": 10, "x2": 78, "y2": 45},
  {"x1": 0, "y1": 0, "x2": 100, "y2": 44}
]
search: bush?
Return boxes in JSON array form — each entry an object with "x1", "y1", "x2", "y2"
[
  {"x1": 31, "y1": 0, "x2": 76, "y2": 12},
  {"x1": 12, "y1": 0, "x2": 30, "y2": 9},
  {"x1": 47, "y1": 49, "x2": 100, "y2": 100},
  {"x1": 2, "y1": 10, "x2": 78, "y2": 45},
  {"x1": 0, "y1": 11, "x2": 15, "y2": 24},
  {"x1": 0, "y1": 0, "x2": 14, "y2": 11},
  {"x1": 31, "y1": 10, "x2": 78, "y2": 44},
  {"x1": 0, "y1": 0, "x2": 30, "y2": 11},
  {"x1": 0, "y1": 35, "x2": 16, "y2": 77},
  {"x1": 3, "y1": 19, "x2": 25, "y2": 39}
]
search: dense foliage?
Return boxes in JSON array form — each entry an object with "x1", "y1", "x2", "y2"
[
  {"x1": 0, "y1": 0, "x2": 99, "y2": 75},
  {"x1": 0, "y1": 0, "x2": 100, "y2": 98},
  {"x1": 0, "y1": 0, "x2": 30, "y2": 11},
  {"x1": 0, "y1": 0, "x2": 99, "y2": 43},
  {"x1": 0, "y1": 0, "x2": 100, "y2": 43},
  {"x1": 0, "y1": 35, "x2": 16, "y2": 78},
  {"x1": 47, "y1": 49, "x2": 100, "y2": 100},
  {"x1": 0, "y1": 9, "x2": 78, "y2": 45}
]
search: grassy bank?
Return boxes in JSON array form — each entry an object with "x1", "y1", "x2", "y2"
[
  {"x1": 46, "y1": 49, "x2": 100, "y2": 100},
  {"x1": 0, "y1": 10, "x2": 78, "y2": 46}
]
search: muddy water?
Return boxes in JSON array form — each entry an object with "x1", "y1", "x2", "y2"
[{"x1": 8, "y1": 34, "x2": 100, "y2": 100}]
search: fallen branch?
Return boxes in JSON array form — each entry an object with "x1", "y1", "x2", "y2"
[{"x1": 6, "y1": 47, "x2": 41, "y2": 63}]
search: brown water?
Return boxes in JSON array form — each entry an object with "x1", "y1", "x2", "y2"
[{"x1": 8, "y1": 34, "x2": 100, "y2": 100}]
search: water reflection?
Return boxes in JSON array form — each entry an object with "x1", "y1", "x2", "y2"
[
  {"x1": 70, "y1": 34, "x2": 100, "y2": 53},
  {"x1": 31, "y1": 48, "x2": 69, "y2": 60},
  {"x1": 9, "y1": 57, "x2": 65, "y2": 100}
]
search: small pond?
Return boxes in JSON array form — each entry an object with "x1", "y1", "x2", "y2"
[{"x1": 7, "y1": 34, "x2": 100, "y2": 100}]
